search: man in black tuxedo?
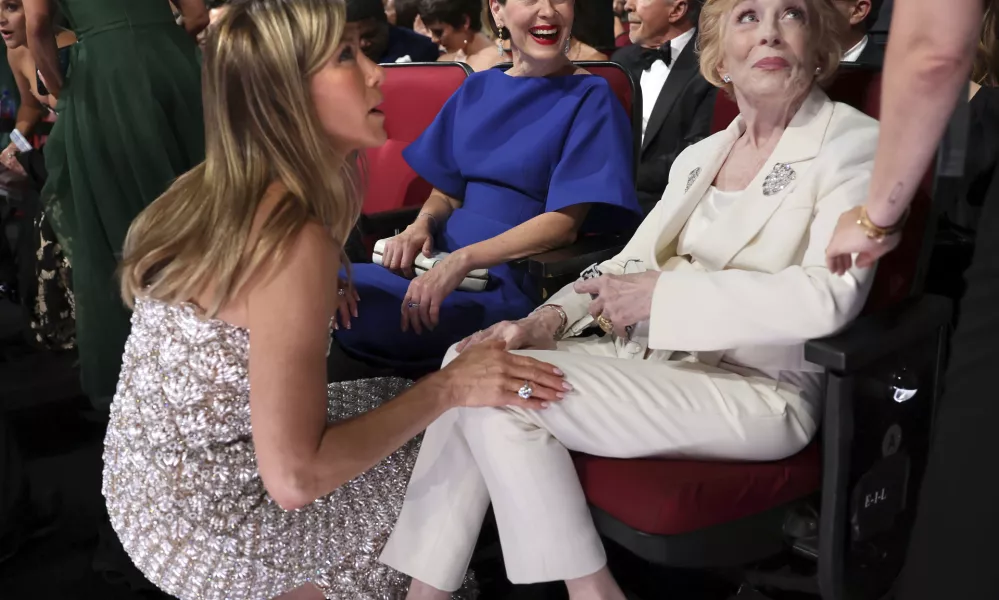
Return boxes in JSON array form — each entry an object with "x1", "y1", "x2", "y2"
[
  {"x1": 832, "y1": 0, "x2": 885, "y2": 66},
  {"x1": 612, "y1": 0, "x2": 716, "y2": 214}
]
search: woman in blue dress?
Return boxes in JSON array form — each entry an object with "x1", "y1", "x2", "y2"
[{"x1": 335, "y1": 0, "x2": 642, "y2": 373}]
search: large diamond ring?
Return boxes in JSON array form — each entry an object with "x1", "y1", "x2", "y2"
[
  {"x1": 596, "y1": 314, "x2": 613, "y2": 334},
  {"x1": 407, "y1": 301, "x2": 420, "y2": 309},
  {"x1": 338, "y1": 288, "x2": 346, "y2": 297},
  {"x1": 518, "y1": 381, "x2": 533, "y2": 399}
]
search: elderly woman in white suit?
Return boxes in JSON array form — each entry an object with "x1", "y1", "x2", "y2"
[{"x1": 381, "y1": 0, "x2": 878, "y2": 598}]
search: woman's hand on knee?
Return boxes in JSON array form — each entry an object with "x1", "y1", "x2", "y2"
[
  {"x1": 439, "y1": 341, "x2": 569, "y2": 410},
  {"x1": 456, "y1": 315, "x2": 558, "y2": 353}
]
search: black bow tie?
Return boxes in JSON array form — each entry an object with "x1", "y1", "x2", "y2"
[{"x1": 636, "y1": 44, "x2": 671, "y2": 71}]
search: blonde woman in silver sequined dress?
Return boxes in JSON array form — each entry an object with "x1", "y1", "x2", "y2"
[{"x1": 102, "y1": 1, "x2": 570, "y2": 599}]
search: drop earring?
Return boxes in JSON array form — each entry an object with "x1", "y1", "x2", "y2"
[
  {"x1": 564, "y1": 33, "x2": 571, "y2": 55},
  {"x1": 497, "y1": 25, "x2": 509, "y2": 56}
]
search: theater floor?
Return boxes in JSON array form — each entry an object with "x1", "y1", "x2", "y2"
[{"x1": 0, "y1": 296, "x2": 740, "y2": 600}]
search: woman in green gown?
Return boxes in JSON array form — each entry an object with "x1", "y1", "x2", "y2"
[{"x1": 23, "y1": 0, "x2": 207, "y2": 411}]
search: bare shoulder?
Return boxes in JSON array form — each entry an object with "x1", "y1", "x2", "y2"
[
  {"x1": 251, "y1": 187, "x2": 339, "y2": 285},
  {"x1": 7, "y1": 46, "x2": 31, "y2": 74},
  {"x1": 213, "y1": 187, "x2": 338, "y2": 326}
]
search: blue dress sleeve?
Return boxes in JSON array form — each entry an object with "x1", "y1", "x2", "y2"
[
  {"x1": 401, "y1": 85, "x2": 466, "y2": 200},
  {"x1": 545, "y1": 80, "x2": 642, "y2": 232}
]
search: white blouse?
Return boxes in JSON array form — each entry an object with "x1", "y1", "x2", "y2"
[{"x1": 676, "y1": 185, "x2": 741, "y2": 256}]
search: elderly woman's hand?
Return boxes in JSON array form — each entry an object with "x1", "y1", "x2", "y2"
[
  {"x1": 400, "y1": 251, "x2": 468, "y2": 334},
  {"x1": 574, "y1": 271, "x2": 660, "y2": 338},
  {"x1": 456, "y1": 309, "x2": 562, "y2": 353},
  {"x1": 382, "y1": 219, "x2": 434, "y2": 278}
]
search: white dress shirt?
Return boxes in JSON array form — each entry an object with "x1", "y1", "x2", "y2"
[
  {"x1": 640, "y1": 27, "x2": 696, "y2": 143},
  {"x1": 841, "y1": 35, "x2": 869, "y2": 63}
]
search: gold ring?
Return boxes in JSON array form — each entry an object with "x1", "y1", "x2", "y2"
[{"x1": 596, "y1": 314, "x2": 613, "y2": 333}]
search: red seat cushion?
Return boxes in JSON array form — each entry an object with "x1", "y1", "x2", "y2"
[
  {"x1": 362, "y1": 63, "x2": 468, "y2": 215},
  {"x1": 574, "y1": 442, "x2": 821, "y2": 536}
]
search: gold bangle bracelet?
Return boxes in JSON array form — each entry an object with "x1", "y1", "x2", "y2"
[
  {"x1": 857, "y1": 206, "x2": 907, "y2": 242},
  {"x1": 533, "y1": 304, "x2": 568, "y2": 340}
]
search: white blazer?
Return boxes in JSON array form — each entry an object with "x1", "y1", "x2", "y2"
[{"x1": 546, "y1": 86, "x2": 880, "y2": 376}]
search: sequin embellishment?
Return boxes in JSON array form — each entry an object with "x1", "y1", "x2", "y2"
[
  {"x1": 102, "y1": 299, "x2": 476, "y2": 600},
  {"x1": 762, "y1": 163, "x2": 796, "y2": 196}
]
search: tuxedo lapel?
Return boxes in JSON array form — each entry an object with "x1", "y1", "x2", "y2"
[
  {"x1": 641, "y1": 40, "x2": 699, "y2": 154},
  {"x1": 690, "y1": 87, "x2": 834, "y2": 272}
]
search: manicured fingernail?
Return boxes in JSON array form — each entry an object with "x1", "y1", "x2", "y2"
[
  {"x1": 562, "y1": 381, "x2": 573, "y2": 391},
  {"x1": 554, "y1": 368, "x2": 564, "y2": 376},
  {"x1": 346, "y1": 323, "x2": 351, "y2": 330},
  {"x1": 556, "y1": 392, "x2": 565, "y2": 399},
  {"x1": 541, "y1": 402, "x2": 550, "y2": 409}
]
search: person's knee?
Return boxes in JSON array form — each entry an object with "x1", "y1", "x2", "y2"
[{"x1": 458, "y1": 404, "x2": 537, "y2": 446}]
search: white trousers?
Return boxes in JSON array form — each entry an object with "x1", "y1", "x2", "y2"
[{"x1": 379, "y1": 336, "x2": 818, "y2": 591}]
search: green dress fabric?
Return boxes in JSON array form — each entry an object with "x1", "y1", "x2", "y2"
[{"x1": 44, "y1": 0, "x2": 204, "y2": 411}]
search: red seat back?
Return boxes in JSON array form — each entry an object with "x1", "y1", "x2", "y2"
[
  {"x1": 361, "y1": 62, "x2": 471, "y2": 215},
  {"x1": 574, "y1": 61, "x2": 641, "y2": 178},
  {"x1": 575, "y1": 61, "x2": 635, "y2": 120},
  {"x1": 708, "y1": 67, "x2": 933, "y2": 312}
]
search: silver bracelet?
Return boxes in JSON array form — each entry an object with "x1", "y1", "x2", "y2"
[{"x1": 532, "y1": 304, "x2": 568, "y2": 340}]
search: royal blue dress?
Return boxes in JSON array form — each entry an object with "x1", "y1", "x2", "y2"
[{"x1": 336, "y1": 69, "x2": 642, "y2": 372}]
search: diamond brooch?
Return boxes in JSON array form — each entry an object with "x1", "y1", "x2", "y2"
[
  {"x1": 685, "y1": 167, "x2": 701, "y2": 193},
  {"x1": 762, "y1": 163, "x2": 796, "y2": 196}
]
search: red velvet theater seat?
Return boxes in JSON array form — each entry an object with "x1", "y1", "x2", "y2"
[
  {"x1": 575, "y1": 61, "x2": 637, "y2": 125},
  {"x1": 572, "y1": 65, "x2": 952, "y2": 597},
  {"x1": 361, "y1": 62, "x2": 470, "y2": 215},
  {"x1": 574, "y1": 62, "x2": 642, "y2": 177},
  {"x1": 574, "y1": 442, "x2": 821, "y2": 537}
]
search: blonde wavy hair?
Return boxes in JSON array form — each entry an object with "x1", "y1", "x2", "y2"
[
  {"x1": 973, "y1": 0, "x2": 999, "y2": 86},
  {"x1": 119, "y1": 0, "x2": 363, "y2": 316},
  {"x1": 697, "y1": 0, "x2": 847, "y2": 95}
]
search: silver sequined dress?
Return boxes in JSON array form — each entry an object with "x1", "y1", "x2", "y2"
[{"x1": 102, "y1": 298, "x2": 428, "y2": 599}]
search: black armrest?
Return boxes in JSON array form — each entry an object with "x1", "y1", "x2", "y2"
[
  {"x1": 356, "y1": 207, "x2": 421, "y2": 240},
  {"x1": 517, "y1": 234, "x2": 629, "y2": 280},
  {"x1": 804, "y1": 294, "x2": 952, "y2": 374}
]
